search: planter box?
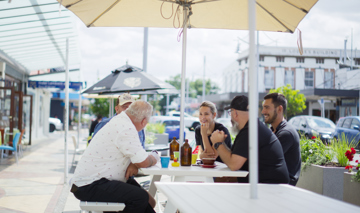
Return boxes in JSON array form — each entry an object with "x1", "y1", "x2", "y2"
[
  {"x1": 296, "y1": 164, "x2": 345, "y2": 200},
  {"x1": 153, "y1": 133, "x2": 169, "y2": 145},
  {"x1": 343, "y1": 172, "x2": 360, "y2": 206}
]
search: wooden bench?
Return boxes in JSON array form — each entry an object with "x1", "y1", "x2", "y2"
[{"x1": 80, "y1": 201, "x2": 125, "y2": 213}]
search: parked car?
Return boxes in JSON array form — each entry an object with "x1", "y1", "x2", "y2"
[
  {"x1": 166, "y1": 111, "x2": 200, "y2": 130},
  {"x1": 149, "y1": 116, "x2": 186, "y2": 141},
  {"x1": 49, "y1": 117, "x2": 63, "y2": 132},
  {"x1": 288, "y1": 115, "x2": 336, "y2": 144},
  {"x1": 334, "y1": 116, "x2": 360, "y2": 148}
]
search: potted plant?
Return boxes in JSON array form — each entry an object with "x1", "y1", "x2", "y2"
[{"x1": 343, "y1": 149, "x2": 360, "y2": 206}]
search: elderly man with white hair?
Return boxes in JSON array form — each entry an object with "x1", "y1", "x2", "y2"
[{"x1": 71, "y1": 100, "x2": 159, "y2": 213}]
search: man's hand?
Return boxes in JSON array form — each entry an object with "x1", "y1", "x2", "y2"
[
  {"x1": 200, "y1": 122, "x2": 210, "y2": 136},
  {"x1": 200, "y1": 149, "x2": 217, "y2": 159},
  {"x1": 149, "y1": 150, "x2": 160, "y2": 163},
  {"x1": 210, "y1": 130, "x2": 227, "y2": 148},
  {"x1": 125, "y1": 163, "x2": 138, "y2": 180}
]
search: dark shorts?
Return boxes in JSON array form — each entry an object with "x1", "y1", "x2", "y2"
[{"x1": 71, "y1": 178, "x2": 155, "y2": 213}]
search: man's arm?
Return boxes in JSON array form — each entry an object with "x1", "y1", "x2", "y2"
[
  {"x1": 215, "y1": 143, "x2": 247, "y2": 171},
  {"x1": 210, "y1": 130, "x2": 247, "y2": 171},
  {"x1": 134, "y1": 151, "x2": 159, "y2": 168}
]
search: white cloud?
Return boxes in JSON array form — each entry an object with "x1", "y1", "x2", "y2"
[{"x1": 74, "y1": 0, "x2": 360, "y2": 89}]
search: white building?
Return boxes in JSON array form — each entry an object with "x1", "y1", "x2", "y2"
[{"x1": 215, "y1": 46, "x2": 360, "y2": 122}]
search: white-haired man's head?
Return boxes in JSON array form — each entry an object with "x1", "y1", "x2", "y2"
[{"x1": 126, "y1": 100, "x2": 153, "y2": 131}]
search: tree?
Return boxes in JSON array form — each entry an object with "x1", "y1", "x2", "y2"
[
  {"x1": 90, "y1": 98, "x2": 110, "y2": 118},
  {"x1": 269, "y1": 84, "x2": 306, "y2": 119},
  {"x1": 190, "y1": 78, "x2": 220, "y2": 98}
]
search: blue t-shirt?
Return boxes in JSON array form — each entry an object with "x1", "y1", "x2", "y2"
[{"x1": 92, "y1": 114, "x2": 145, "y2": 148}]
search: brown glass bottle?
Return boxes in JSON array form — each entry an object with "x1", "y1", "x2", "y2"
[
  {"x1": 169, "y1": 137, "x2": 179, "y2": 160},
  {"x1": 181, "y1": 139, "x2": 192, "y2": 166}
]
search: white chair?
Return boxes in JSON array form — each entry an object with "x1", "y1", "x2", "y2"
[{"x1": 80, "y1": 201, "x2": 125, "y2": 213}]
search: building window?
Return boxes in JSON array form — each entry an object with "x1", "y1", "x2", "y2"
[
  {"x1": 276, "y1": 56, "x2": 284, "y2": 62},
  {"x1": 259, "y1": 56, "x2": 264, "y2": 62},
  {"x1": 284, "y1": 70, "x2": 294, "y2": 88},
  {"x1": 238, "y1": 60, "x2": 241, "y2": 65},
  {"x1": 324, "y1": 72, "x2": 334, "y2": 88},
  {"x1": 316, "y1": 58, "x2": 324, "y2": 64},
  {"x1": 355, "y1": 59, "x2": 360, "y2": 65},
  {"x1": 305, "y1": 71, "x2": 314, "y2": 88},
  {"x1": 296, "y1": 57, "x2": 304, "y2": 63},
  {"x1": 264, "y1": 70, "x2": 274, "y2": 89},
  {"x1": 245, "y1": 58, "x2": 248, "y2": 63}
]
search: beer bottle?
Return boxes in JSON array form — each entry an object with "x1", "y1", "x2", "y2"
[
  {"x1": 181, "y1": 139, "x2": 192, "y2": 166},
  {"x1": 169, "y1": 137, "x2": 179, "y2": 160}
]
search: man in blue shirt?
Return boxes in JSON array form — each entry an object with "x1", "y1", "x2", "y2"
[{"x1": 91, "y1": 94, "x2": 145, "y2": 148}]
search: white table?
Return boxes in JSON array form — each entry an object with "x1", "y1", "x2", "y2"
[
  {"x1": 140, "y1": 162, "x2": 248, "y2": 213},
  {"x1": 155, "y1": 182, "x2": 360, "y2": 213},
  {"x1": 141, "y1": 162, "x2": 248, "y2": 197}
]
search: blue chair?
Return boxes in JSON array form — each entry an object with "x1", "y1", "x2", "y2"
[{"x1": 0, "y1": 132, "x2": 21, "y2": 165}]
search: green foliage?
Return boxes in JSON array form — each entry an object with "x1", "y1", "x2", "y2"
[
  {"x1": 90, "y1": 98, "x2": 109, "y2": 117},
  {"x1": 189, "y1": 78, "x2": 220, "y2": 98},
  {"x1": 330, "y1": 133, "x2": 356, "y2": 166},
  {"x1": 300, "y1": 136, "x2": 333, "y2": 170},
  {"x1": 269, "y1": 84, "x2": 306, "y2": 119},
  {"x1": 146, "y1": 123, "x2": 166, "y2": 134},
  {"x1": 145, "y1": 134, "x2": 156, "y2": 145}
]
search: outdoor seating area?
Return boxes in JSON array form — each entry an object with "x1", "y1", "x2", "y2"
[{"x1": 2, "y1": 1, "x2": 360, "y2": 213}]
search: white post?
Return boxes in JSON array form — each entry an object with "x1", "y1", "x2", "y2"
[
  {"x1": 179, "y1": 4, "x2": 188, "y2": 146},
  {"x1": 77, "y1": 85, "x2": 82, "y2": 149},
  {"x1": 351, "y1": 29, "x2": 353, "y2": 70},
  {"x1": 142, "y1": 27, "x2": 149, "y2": 101},
  {"x1": 248, "y1": 0, "x2": 258, "y2": 199},
  {"x1": 64, "y1": 38, "x2": 70, "y2": 184},
  {"x1": 166, "y1": 94, "x2": 170, "y2": 115},
  {"x1": 202, "y1": 56, "x2": 206, "y2": 102}
]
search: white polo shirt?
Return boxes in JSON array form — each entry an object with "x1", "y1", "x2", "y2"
[{"x1": 72, "y1": 112, "x2": 148, "y2": 187}]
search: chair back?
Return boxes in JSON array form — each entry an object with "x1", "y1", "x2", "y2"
[{"x1": 12, "y1": 133, "x2": 21, "y2": 150}]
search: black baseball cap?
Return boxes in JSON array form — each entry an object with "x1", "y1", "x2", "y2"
[{"x1": 224, "y1": 95, "x2": 248, "y2": 111}]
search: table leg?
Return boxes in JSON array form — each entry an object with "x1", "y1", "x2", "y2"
[
  {"x1": 149, "y1": 175, "x2": 161, "y2": 197},
  {"x1": 164, "y1": 200, "x2": 177, "y2": 213}
]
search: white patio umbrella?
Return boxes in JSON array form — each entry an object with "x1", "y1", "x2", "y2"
[{"x1": 58, "y1": 0, "x2": 318, "y2": 198}]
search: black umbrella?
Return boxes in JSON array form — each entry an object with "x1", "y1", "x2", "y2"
[{"x1": 82, "y1": 65, "x2": 176, "y2": 94}]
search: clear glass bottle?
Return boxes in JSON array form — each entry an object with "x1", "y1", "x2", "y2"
[
  {"x1": 181, "y1": 139, "x2": 192, "y2": 166},
  {"x1": 169, "y1": 137, "x2": 179, "y2": 160}
]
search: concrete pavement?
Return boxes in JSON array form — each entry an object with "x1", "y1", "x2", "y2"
[{"x1": 0, "y1": 129, "x2": 172, "y2": 213}]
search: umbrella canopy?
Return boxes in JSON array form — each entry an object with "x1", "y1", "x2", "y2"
[
  {"x1": 59, "y1": 0, "x2": 318, "y2": 198},
  {"x1": 59, "y1": 0, "x2": 316, "y2": 33},
  {"x1": 82, "y1": 64, "x2": 176, "y2": 94}
]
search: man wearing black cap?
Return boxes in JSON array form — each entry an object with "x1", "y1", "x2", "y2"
[{"x1": 210, "y1": 95, "x2": 289, "y2": 184}]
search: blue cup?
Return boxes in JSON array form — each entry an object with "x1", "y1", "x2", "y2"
[{"x1": 160, "y1": 156, "x2": 170, "y2": 168}]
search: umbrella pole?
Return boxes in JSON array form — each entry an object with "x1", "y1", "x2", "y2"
[
  {"x1": 179, "y1": 4, "x2": 189, "y2": 148},
  {"x1": 248, "y1": 0, "x2": 258, "y2": 199}
]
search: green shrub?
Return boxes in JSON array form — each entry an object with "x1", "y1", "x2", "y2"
[
  {"x1": 146, "y1": 123, "x2": 166, "y2": 134},
  {"x1": 300, "y1": 136, "x2": 333, "y2": 170},
  {"x1": 331, "y1": 133, "x2": 359, "y2": 167}
]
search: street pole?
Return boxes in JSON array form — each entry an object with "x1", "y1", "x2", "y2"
[
  {"x1": 202, "y1": 56, "x2": 206, "y2": 102},
  {"x1": 142, "y1": 27, "x2": 149, "y2": 101},
  {"x1": 64, "y1": 38, "x2": 69, "y2": 184}
]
